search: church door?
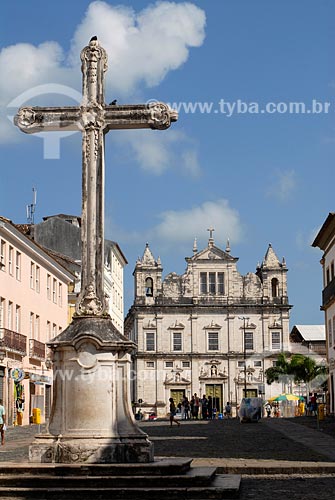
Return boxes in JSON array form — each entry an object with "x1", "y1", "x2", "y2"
[
  {"x1": 205, "y1": 384, "x2": 223, "y2": 413},
  {"x1": 170, "y1": 389, "x2": 185, "y2": 405}
]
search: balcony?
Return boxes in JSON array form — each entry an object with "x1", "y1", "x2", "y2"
[
  {"x1": 0, "y1": 328, "x2": 27, "y2": 356},
  {"x1": 29, "y1": 338, "x2": 46, "y2": 360},
  {"x1": 322, "y1": 277, "x2": 335, "y2": 308}
]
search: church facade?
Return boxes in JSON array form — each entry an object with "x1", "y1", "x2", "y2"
[{"x1": 125, "y1": 233, "x2": 292, "y2": 418}]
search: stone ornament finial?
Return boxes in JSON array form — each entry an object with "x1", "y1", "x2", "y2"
[
  {"x1": 148, "y1": 102, "x2": 178, "y2": 130},
  {"x1": 75, "y1": 283, "x2": 105, "y2": 316},
  {"x1": 14, "y1": 108, "x2": 36, "y2": 129}
]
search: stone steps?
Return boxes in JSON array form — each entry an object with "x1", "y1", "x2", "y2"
[
  {"x1": 0, "y1": 457, "x2": 192, "y2": 476},
  {"x1": 0, "y1": 467, "x2": 217, "y2": 488},
  {"x1": 0, "y1": 475, "x2": 240, "y2": 499},
  {"x1": 0, "y1": 459, "x2": 241, "y2": 499}
]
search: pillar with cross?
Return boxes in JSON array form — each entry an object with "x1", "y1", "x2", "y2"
[
  {"x1": 15, "y1": 37, "x2": 177, "y2": 318},
  {"x1": 14, "y1": 38, "x2": 178, "y2": 463}
]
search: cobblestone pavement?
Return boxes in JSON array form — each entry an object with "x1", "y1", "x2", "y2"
[
  {"x1": 1, "y1": 419, "x2": 335, "y2": 499},
  {"x1": 140, "y1": 417, "x2": 332, "y2": 461}
]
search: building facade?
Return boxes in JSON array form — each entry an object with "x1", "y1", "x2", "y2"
[
  {"x1": 125, "y1": 233, "x2": 292, "y2": 418},
  {"x1": 0, "y1": 216, "x2": 73, "y2": 425},
  {"x1": 312, "y1": 212, "x2": 335, "y2": 414}
]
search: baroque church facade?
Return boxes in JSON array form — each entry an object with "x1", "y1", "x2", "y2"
[{"x1": 125, "y1": 232, "x2": 292, "y2": 418}]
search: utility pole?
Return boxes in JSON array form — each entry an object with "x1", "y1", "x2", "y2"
[{"x1": 239, "y1": 316, "x2": 249, "y2": 398}]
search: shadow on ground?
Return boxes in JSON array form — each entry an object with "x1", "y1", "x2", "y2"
[{"x1": 141, "y1": 418, "x2": 329, "y2": 462}]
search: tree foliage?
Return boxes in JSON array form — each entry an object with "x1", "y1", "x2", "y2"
[{"x1": 265, "y1": 353, "x2": 327, "y2": 389}]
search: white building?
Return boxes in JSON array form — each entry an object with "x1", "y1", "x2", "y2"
[
  {"x1": 125, "y1": 233, "x2": 291, "y2": 418},
  {"x1": 312, "y1": 212, "x2": 335, "y2": 414}
]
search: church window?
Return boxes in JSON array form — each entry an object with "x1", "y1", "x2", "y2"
[
  {"x1": 146, "y1": 332, "x2": 155, "y2": 351},
  {"x1": 217, "y1": 273, "x2": 224, "y2": 294},
  {"x1": 271, "y1": 278, "x2": 279, "y2": 298},
  {"x1": 173, "y1": 332, "x2": 182, "y2": 351},
  {"x1": 200, "y1": 273, "x2": 207, "y2": 294},
  {"x1": 209, "y1": 273, "x2": 216, "y2": 294},
  {"x1": 208, "y1": 332, "x2": 219, "y2": 351},
  {"x1": 200, "y1": 272, "x2": 225, "y2": 295},
  {"x1": 244, "y1": 331, "x2": 254, "y2": 350},
  {"x1": 145, "y1": 277, "x2": 153, "y2": 296},
  {"x1": 271, "y1": 331, "x2": 281, "y2": 350}
]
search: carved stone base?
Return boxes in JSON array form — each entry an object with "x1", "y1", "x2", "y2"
[
  {"x1": 29, "y1": 435, "x2": 154, "y2": 464},
  {"x1": 32, "y1": 316, "x2": 153, "y2": 464}
]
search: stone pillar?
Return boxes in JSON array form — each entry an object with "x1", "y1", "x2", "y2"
[{"x1": 30, "y1": 318, "x2": 153, "y2": 463}]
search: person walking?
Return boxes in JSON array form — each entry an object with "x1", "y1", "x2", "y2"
[
  {"x1": 225, "y1": 402, "x2": 232, "y2": 419},
  {"x1": 0, "y1": 399, "x2": 6, "y2": 446},
  {"x1": 169, "y1": 398, "x2": 181, "y2": 427},
  {"x1": 193, "y1": 393, "x2": 200, "y2": 419}
]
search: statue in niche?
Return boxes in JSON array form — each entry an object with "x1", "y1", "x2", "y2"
[
  {"x1": 211, "y1": 365, "x2": 218, "y2": 377},
  {"x1": 200, "y1": 366, "x2": 208, "y2": 377}
]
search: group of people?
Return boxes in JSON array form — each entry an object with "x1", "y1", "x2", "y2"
[{"x1": 169, "y1": 394, "x2": 232, "y2": 425}]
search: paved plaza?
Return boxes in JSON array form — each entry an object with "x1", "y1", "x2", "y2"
[{"x1": 1, "y1": 417, "x2": 335, "y2": 498}]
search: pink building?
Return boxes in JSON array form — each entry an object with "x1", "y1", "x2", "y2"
[{"x1": 0, "y1": 216, "x2": 73, "y2": 425}]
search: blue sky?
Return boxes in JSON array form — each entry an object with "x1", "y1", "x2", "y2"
[{"x1": 1, "y1": 0, "x2": 334, "y2": 326}]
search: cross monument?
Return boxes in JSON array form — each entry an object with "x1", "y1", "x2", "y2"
[
  {"x1": 15, "y1": 37, "x2": 177, "y2": 318},
  {"x1": 14, "y1": 38, "x2": 178, "y2": 463}
]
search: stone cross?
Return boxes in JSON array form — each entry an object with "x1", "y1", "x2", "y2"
[
  {"x1": 15, "y1": 38, "x2": 178, "y2": 317},
  {"x1": 207, "y1": 226, "x2": 215, "y2": 239}
]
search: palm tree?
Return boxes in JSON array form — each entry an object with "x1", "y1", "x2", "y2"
[
  {"x1": 265, "y1": 353, "x2": 293, "y2": 393},
  {"x1": 289, "y1": 354, "x2": 327, "y2": 395},
  {"x1": 265, "y1": 353, "x2": 327, "y2": 396}
]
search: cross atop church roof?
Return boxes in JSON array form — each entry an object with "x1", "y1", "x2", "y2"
[{"x1": 207, "y1": 226, "x2": 215, "y2": 247}]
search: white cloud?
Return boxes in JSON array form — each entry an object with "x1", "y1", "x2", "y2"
[
  {"x1": 153, "y1": 199, "x2": 243, "y2": 245},
  {"x1": 266, "y1": 169, "x2": 297, "y2": 201},
  {"x1": 105, "y1": 199, "x2": 243, "y2": 250},
  {"x1": 113, "y1": 129, "x2": 201, "y2": 176},
  {"x1": 70, "y1": 1, "x2": 206, "y2": 93},
  {"x1": 0, "y1": 1, "x2": 205, "y2": 154}
]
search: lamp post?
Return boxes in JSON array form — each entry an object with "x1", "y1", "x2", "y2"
[{"x1": 238, "y1": 316, "x2": 249, "y2": 398}]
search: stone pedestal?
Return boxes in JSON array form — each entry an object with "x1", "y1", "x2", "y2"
[{"x1": 30, "y1": 317, "x2": 153, "y2": 463}]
